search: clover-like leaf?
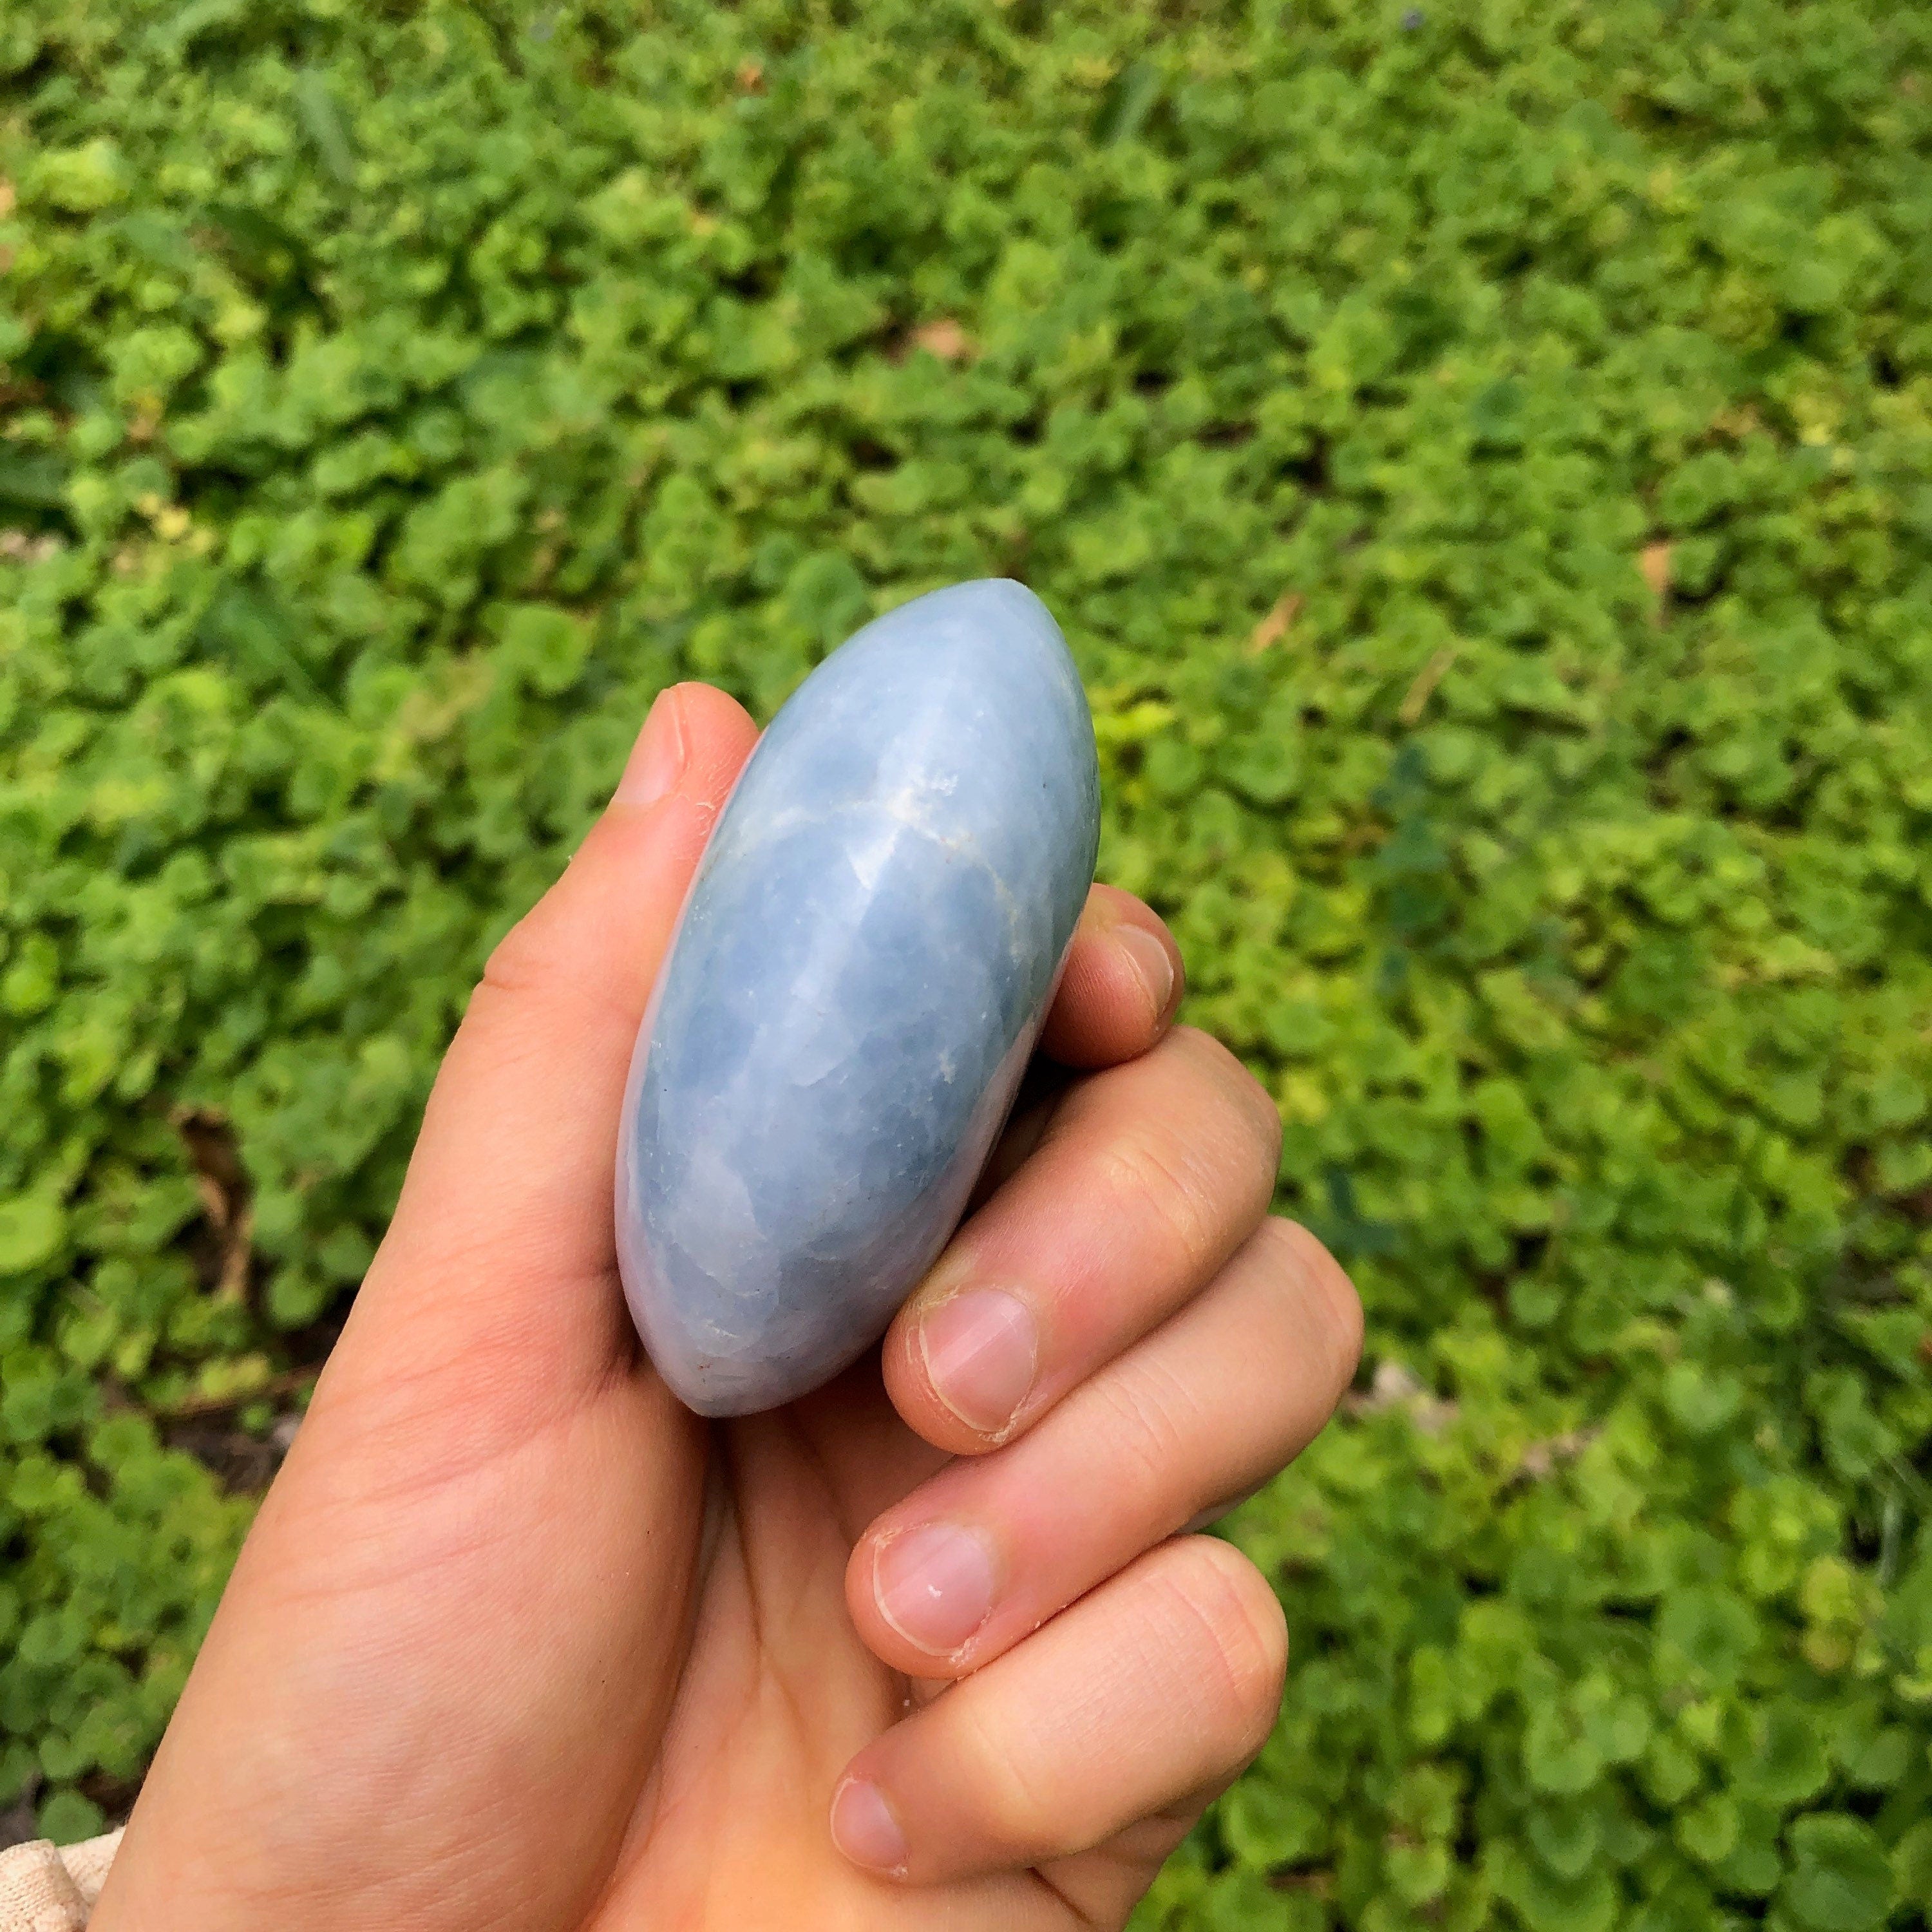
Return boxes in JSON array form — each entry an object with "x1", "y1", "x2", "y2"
[{"x1": 1781, "y1": 1815, "x2": 1893, "y2": 1932}]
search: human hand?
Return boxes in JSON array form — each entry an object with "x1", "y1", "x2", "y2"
[{"x1": 92, "y1": 683, "x2": 1362, "y2": 1932}]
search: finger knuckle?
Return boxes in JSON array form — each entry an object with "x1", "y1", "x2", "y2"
[
  {"x1": 477, "y1": 922, "x2": 549, "y2": 1006},
  {"x1": 1096, "y1": 1128, "x2": 1221, "y2": 1278},
  {"x1": 1166, "y1": 1542, "x2": 1289, "y2": 1761},
  {"x1": 475, "y1": 878, "x2": 582, "y2": 1006},
  {"x1": 452, "y1": 933, "x2": 554, "y2": 1070},
  {"x1": 1249, "y1": 1218, "x2": 1363, "y2": 1382},
  {"x1": 956, "y1": 1698, "x2": 1065, "y2": 1852},
  {"x1": 1092, "y1": 1353, "x2": 1204, "y2": 1498},
  {"x1": 1170, "y1": 1027, "x2": 1285, "y2": 1173},
  {"x1": 464, "y1": 826, "x2": 638, "y2": 1042}
]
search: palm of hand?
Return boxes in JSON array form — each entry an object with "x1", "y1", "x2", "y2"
[
  {"x1": 110, "y1": 1269, "x2": 1164, "y2": 1929},
  {"x1": 94, "y1": 686, "x2": 1358, "y2": 1932}
]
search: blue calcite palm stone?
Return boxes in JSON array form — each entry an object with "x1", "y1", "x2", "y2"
[{"x1": 615, "y1": 579, "x2": 1101, "y2": 1417}]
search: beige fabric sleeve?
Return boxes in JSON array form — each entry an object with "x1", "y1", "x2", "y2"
[{"x1": 0, "y1": 1830, "x2": 123, "y2": 1931}]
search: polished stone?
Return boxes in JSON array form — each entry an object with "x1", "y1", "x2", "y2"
[{"x1": 615, "y1": 578, "x2": 1100, "y2": 1416}]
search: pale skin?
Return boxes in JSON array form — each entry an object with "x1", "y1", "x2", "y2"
[{"x1": 92, "y1": 682, "x2": 1363, "y2": 1932}]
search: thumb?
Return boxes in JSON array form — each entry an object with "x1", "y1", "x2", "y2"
[{"x1": 330, "y1": 681, "x2": 761, "y2": 1403}]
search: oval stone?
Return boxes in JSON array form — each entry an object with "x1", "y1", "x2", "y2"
[{"x1": 615, "y1": 579, "x2": 1100, "y2": 1416}]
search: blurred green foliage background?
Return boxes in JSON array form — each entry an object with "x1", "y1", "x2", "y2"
[{"x1": 6, "y1": 1, "x2": 1932, "y2": 1925}]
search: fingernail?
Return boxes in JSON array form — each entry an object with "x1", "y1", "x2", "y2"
[
  {"x1": 918, "y1": 1289, "x2": 1037, "y2": 1436},
  {"x1": 873, "y1": 1520, "x2": 998, "y2": 1656},
  {"x1": 614, "y1": 687, "x2": 687, "y2": 806},
  {"x1": 1115, "y1": 922, "x2": 1176, "y2": 1023},
  {"x1": 831, "y1": 1776, "x2": 909, "y2": 1875}
]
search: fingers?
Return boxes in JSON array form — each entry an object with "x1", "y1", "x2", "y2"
[
  {"x1": 882, "y1": 1026, "x2": 1283, "y2": 1453},
  {"x1": 830, "y1": 1536, "x2": 1287, "y2": 1884},
  {"x1": 1038, "y1": 883, "x2": 1184, "y2": 1069},
  {"x1": 338, "y1": 683, "x2": 761, "y2": 1387},
  {"x1": 847, "y1": 1217, "x2": 1359, "y2": 1675},
  {"x1": 835, "y1": 1215, "x2": 1358, "y2": 1888},
  {"x1": 955, "y1": 887, "x2": 1180, "y2": 1215}
]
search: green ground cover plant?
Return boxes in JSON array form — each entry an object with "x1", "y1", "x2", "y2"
[{"x1": 5, "y1": 0, "x2": 1932, "y2": 1924}]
